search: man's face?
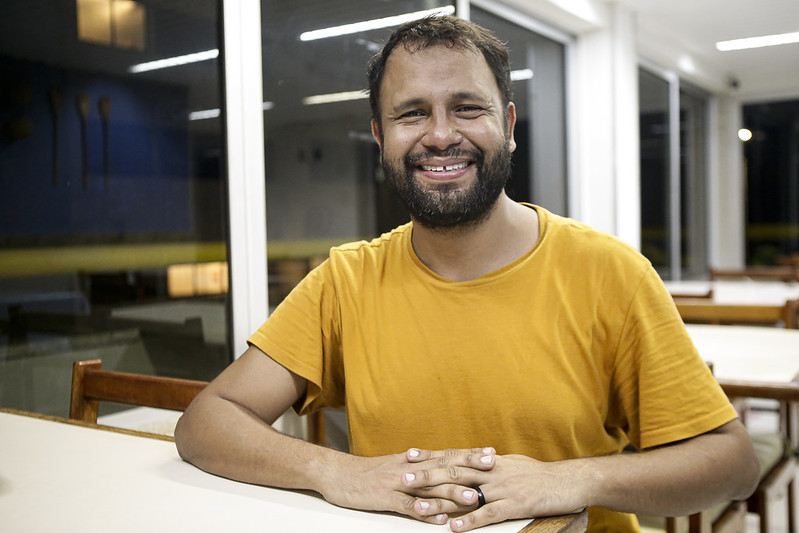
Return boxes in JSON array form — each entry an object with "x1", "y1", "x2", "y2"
[{"x1": 371, "y1": 45, "x2": 516, "y2": 229}]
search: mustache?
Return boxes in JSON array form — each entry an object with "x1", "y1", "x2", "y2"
[{"x1": 404, "y1": 148, "x2": 485, "y2": 167}]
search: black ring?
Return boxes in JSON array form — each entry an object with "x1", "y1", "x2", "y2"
[{"x1": 474, "y1": 486, "x2": 486, "y2": 508}]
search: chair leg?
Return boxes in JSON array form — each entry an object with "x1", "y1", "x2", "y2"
[
  {"x1": 759, "y1": 489, "x2": 770, "y2": 533},
  {"x1": 789, "y1": 479, "x2": 797, "y2": 533}
]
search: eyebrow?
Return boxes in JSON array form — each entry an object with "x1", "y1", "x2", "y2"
[{"x1": 390, "y1": 91, "x2": 493, "y2": 114}]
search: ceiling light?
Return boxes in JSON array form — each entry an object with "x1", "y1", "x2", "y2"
[
  {"x1": 716, "y1": 31, "x2": 799, "y2": 51},
  {"x1": 189, "y1": 108, "x2": 220, "y2": 121},
  {"x1": 302, "y1": 90, "x2": 368, "y2": 105},
  {"x1": 300, "y1": 5, "x2": 455, "y2": 41},
  {"x1": 189, "y1": 101, "x2": 275, "y2": 120},
  {"x1": 510, "y1": 69, "x2": 534, "y2": 81},
  {"x1": 130, "y1": 49, "x2": 218, "y2": 73}
]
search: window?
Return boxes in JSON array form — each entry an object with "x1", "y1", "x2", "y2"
[
  {"x1": 638, "y1": 67, "x2": 709, "y2": 279},
  {"x1": 0, "y1": 0, "x2": 229, "y2": 416}
]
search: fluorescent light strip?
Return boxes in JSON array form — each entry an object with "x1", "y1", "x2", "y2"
[
  {"x1": 302, "y1": 90, "x2": 368, "y2": 105},
  {"x1": 130, "y1": 49, "x2": 219, "y2": 73},
  {"x1": 716, "y1": 31, "x2": 799, "y2": 51},
  {"x1": 510, "y1": 68, "x2": 534, "y2": 81},
  {"x1": 300, "y1": 5, "x2": 455, "y2": 41},
  {"x1": 189, "y1": 108, "x2": 220, "y2": 121},
  {"x1": 189, "y1": 101, "x2": 275, "y2": 120}
]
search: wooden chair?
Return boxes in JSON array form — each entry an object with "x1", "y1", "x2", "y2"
[
  {"x1": 69, "y1": 359, "x2": 209, "y2": 426},
  {"x1": 717, "y1": 379, "x2": 799, "y2": 533},
  {"x1": 674, "y1": 298, "x2": 799, "y2": 329},
  {"x1": 71, "y1": 358, "x2": 330, "y2": 443}
]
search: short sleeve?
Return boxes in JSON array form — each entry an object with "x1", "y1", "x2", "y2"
[
  {"x1": 247, "y1": 260, "x2": 345, "y2": 414},
  {"x1": 609, "y1": 266, "x2": 738, "y2": 450}
]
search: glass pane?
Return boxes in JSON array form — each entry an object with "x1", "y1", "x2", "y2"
[
  {"x1": 679, "y1": 85, "x2": 708, "y2": 278},
  {"x1": 0, "y1": 0, "x2": 230, "y2": 418},
  {"x1": 470, "y1": 6, "x2": 568, "y2": 215},
  {"x1": 639, "y1": 68, "x2": 671, "y2": 275},
  {"x1": 261, "y1": 0, "x2": 452, "y2": 308},
  {"x1": 743, "y1": 99, "x2": 799, "y2": 266}
]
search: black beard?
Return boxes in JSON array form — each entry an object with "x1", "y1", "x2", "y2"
[{"x1": 382, "y1": 144, "x2": 512, "y2": 230}]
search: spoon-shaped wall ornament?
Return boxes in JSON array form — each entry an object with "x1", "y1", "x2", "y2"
[{"x1": 76, "y1": 93, "x2": 90, "y2": 189}]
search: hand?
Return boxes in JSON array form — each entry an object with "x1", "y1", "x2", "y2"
[
  {"x1": 404, "y1": 449, "x2": 587, "y2": 531},
  {"x1": 315, "y1": 447, "x2": 497, "y2": 526}
]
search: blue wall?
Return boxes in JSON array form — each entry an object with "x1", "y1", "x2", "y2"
[{"x1": 0, "y1": 56, "x2": 191, "y2": 239}]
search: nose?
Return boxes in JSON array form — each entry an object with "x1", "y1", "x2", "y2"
[{"x1": 421, "y1": 112, "x2": 463, "y2": 151}]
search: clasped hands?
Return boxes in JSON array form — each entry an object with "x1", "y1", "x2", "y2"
[{"x1": 325, "y1": 446, "x2": 585, "y2": 532}]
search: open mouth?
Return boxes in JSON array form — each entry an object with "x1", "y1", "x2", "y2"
[{"x1": 419, "y1": 161, "x2": 470, "y2": 172}]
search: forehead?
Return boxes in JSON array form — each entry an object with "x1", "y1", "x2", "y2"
[{"x1": 379, "y1": 44, "x2": 500, "y2": 108}]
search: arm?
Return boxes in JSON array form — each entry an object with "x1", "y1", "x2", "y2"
[
  {"x1": 403, "y1": 419, "x2": 760, "y2": 532},
  {"x1": 174, "y1": 345, "x2": 485, "y2": 524}
]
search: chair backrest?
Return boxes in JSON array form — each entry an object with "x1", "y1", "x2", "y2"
[
  {"x1": 69, "y1": 359, "x2": 208, "y2": 423},
  {"x1": 709, "y1": 266, "x2": 799, "y2": 282}
]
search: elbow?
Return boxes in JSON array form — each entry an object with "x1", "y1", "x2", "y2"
[{"x1": 735, "y1": 446, "x2": 761, "y2": 501}]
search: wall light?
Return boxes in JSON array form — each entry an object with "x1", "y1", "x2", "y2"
[
  {"x1": 738, "y1": 128, "x2": 753, "y2": 142},
  {"x1": 716, "y1": 31, "x2": 799, "y2": 51},
  {"x1": 300, "y1": 5, "x2": 455, "y2": 41}
]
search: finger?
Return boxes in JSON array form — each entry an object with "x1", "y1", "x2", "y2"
[
  {"x1": 406, "y1": 483, "x2": 482, "y2": 509},
  {"x1": 390, "y1": 492, "x2": 451, "y2": 525},
  {"x1": 406, "y1": 447, "x2": 495, "y2": 463},
  {"x1": 402, "y1": 458, "x2": 493, "y2": 490},
  {"x1": 449, "y1": 503, "x2": 504, "y2": 532}
]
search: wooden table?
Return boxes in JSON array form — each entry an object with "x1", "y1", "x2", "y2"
[{"x1": 0, "y1": 409, "x2": 586, "y2": 533}]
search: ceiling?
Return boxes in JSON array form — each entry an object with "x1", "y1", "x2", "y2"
[{"x1": 629, "y1": 0, "x2": 799, "y2": 99}]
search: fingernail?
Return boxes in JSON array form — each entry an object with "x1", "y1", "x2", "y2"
[
  {"x1": 463, "y1": 489, "x2": 475, "y2": 500},
  {"x1": 419, "y1": 501, "x2": 430, "y2": 511},
  {"x1": 453, "y1": 519, "x2": 464, "y2": 529},
  {"x1": 408, "y1": 448, "x2": 420, "y2": 458},
  {"x1": 404, "y1": 472, "x2": 415, "y2": 483},
  {"x1": 436, "y1": 514, "x2": 447, "y2": 523},
  {"x1": 480, "y1": 455, "x2": 493, "y2": 465},
  {"x1": 482, "y1": 447, "x2": 495, "y2": 454}
]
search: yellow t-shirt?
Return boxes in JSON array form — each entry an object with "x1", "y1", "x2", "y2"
[{"x1": 248, "y1": 205, "x2": 737, "y2": 531}]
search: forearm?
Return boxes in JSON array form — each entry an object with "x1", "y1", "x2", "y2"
[
  {"x1": 174, "y1": 392, "x2": 343, "y2": 495},
  {"x1": 572, "y1": 420, "x2": 759, "y2": 516}
]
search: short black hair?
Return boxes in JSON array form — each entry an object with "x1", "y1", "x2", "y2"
[{"x1": 367, "y1": 15, "x2": 512, "y2": 130}]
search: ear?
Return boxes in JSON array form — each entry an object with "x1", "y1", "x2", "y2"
[
  {"x1": 506, "y1": 102, "x2": 517, "y2": 153},
  {"x1": 371, "y1": 119, "x2": 383, "y2": 151}
]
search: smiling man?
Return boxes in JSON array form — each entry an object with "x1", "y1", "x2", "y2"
[{"x1": 175, "y1": 15, "x2": 758, "y2": 532}]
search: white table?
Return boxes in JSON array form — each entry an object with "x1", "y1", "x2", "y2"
[
  {"x1": 0, "y1": 410, "x2": 583, "y2": 533},
  {"x1": 685, "y1": 324, "x2": 799, "y2": 383}
]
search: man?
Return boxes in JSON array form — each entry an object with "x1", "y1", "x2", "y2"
[{"x1": 175, "y1": 15, "x2": 758, "y2": 532}]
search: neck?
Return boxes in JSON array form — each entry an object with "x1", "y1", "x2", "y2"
[{"x1": 410, "y1": 194, "x2": 540, "y2": 282}]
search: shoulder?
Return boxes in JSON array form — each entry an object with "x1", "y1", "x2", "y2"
[
  {"x1": 329, "y1": 223, "x2": 410, "y2": 261},
  {"x1": 535, "y1": 206, "x2": 649, "y2": 268}
]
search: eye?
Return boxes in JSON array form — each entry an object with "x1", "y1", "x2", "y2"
[
  {"x1": 456, "y1": 105, "x2": 485, "y2": 116},
  {"x1": 398, "y1": 110, "x2": 424, "y2": 120}
]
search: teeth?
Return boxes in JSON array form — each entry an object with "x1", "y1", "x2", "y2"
[{"x1": 420, "y1": 162, "x2": 469, "y2": 172}]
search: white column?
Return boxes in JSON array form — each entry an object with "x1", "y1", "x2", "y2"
[
  {"x1": 223, "y1": 0, "x2": 269, "y2": 357},
  {"x1": 570, "y1": 3, "x2": 640, "y2": 249},
  {"x1": 710, "y1": 95, "x2": 746, "y2": 268}
]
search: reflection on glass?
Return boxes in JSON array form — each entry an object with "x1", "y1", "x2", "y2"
[
  {"x1": 0, "y1": 1, "x2": 230, "y2": 418},
  {"x1": 743, "y1": 99, "x2": 799, "y2": 265},
  {"x1": 639, "y1": 68, "x2": 671, "y2": 275},
  {"x1": 679, "y1": 84, "x2": 708, "y2": 278}
]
